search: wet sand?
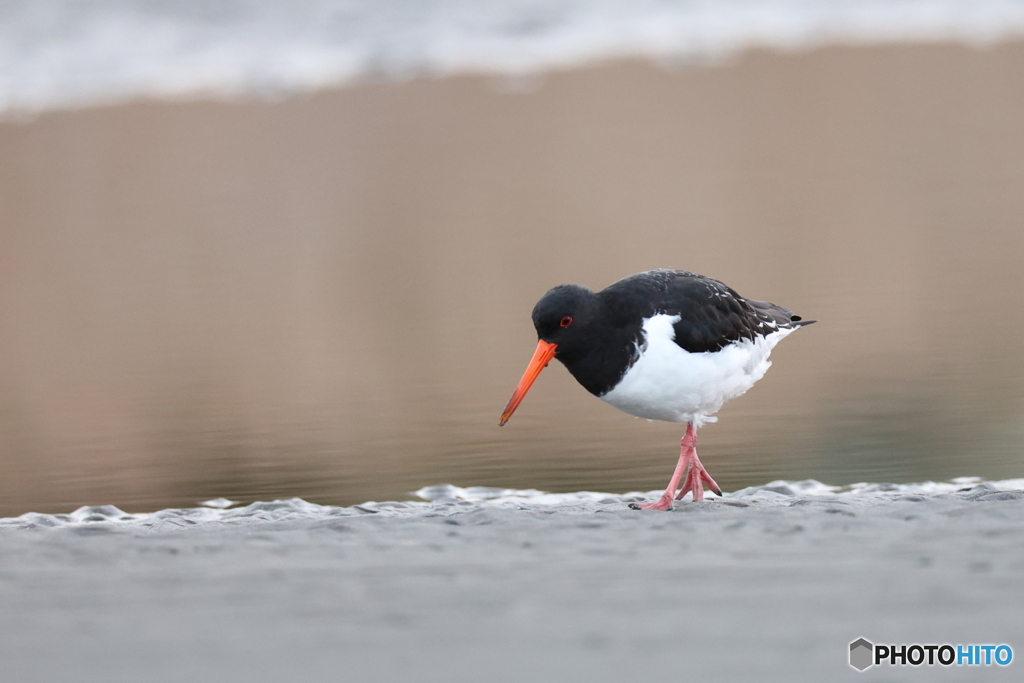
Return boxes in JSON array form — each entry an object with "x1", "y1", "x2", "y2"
[
  {"x1": 2, "y1": 482, "x2": 1022, "y2": 682},
  {"x1": 3, "y1": 42, "x2": 1024, "y2": 514}
]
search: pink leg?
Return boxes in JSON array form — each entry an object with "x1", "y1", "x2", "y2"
[
  {"x1": 673, "y1": 434, "x2": 722, "y2": 502},
  {"x1": 629, "y1": 423, "x2": 722, "y2": 510},
  {"x1": 630, "y1": 427, "x2": 693, "y2": 511}
]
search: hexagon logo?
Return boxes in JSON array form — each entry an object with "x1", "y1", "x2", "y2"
[{"x1": 849, "y1": 638, "x2": 874, "y2": 671}]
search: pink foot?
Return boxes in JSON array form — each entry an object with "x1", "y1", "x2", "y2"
[
  {"x1": 633, "y1": 492, "x2": 676, "y2": 511},
  {"x1": 629, "y1": 423, "x2": 721, "y2": 510},
  {"x1": 674, "y1": 450, "x2": 722, "y2": 503}
]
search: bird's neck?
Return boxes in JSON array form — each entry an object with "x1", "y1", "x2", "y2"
[{"x1": 557, "y1": 323, "x2": 640, "y2": 397}]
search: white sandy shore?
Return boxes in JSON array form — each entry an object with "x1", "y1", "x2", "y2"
[{"x1": 2, "y1": 480, "x2": 1022, "y2": 682}]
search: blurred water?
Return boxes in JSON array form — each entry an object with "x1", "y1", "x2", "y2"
[
  {"x1": 1, "y1": 42, "x2": 1024, "y2": 516},
  {"x1": 3, "y1": 0, "x2": 1024, "y2": 114}
]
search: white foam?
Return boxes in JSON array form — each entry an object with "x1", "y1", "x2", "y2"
[
  {"x1": 3, "y1": 0, "x2": 1024, "y2": 116},
  {"x1": 2, "y1": 477, "x2": 1023, "y2": 529}
]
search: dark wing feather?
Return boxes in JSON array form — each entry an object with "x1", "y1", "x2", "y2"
[{"x1": 602, "y1": 269, "x2": 814, "y2": 354}]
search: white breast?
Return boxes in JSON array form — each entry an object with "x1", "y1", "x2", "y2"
[{"x1": 599, "y1": 314, "x2": 794, "y2": 426}]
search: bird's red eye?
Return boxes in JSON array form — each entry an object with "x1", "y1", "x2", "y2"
[{"x1": 560, "y1": 316, "x2": 573, "y2": 327}]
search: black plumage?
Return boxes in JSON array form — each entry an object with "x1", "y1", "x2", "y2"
[{"x1": 531, "y1": 269, "x2": 814, "y2": 397}]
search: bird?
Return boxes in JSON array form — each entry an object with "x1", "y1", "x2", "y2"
[{"x1": 498, "y1": 268, "x2": 815, "y2": 510}]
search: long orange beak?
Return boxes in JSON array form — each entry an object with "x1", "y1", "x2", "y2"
[{"x1": 498, "y1": 339, "x2": 558, "y2": 426}]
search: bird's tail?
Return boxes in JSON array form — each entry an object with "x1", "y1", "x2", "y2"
[{"x1": 744, "y1": 297, "x2": 817, "y2": 329}]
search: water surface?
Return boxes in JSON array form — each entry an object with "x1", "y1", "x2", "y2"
[{"x1": 2, "y1": 43, "x2": 1024, "y2": 515}]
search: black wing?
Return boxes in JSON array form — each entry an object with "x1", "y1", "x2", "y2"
[{"x1": 601, "y1": 269, "x2": 814, "y2": 354}]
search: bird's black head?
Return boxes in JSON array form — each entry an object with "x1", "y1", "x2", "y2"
[
  {"x1": 531, "y1": 284, "x2": 599, "y2": 358},
  {"x1": 500, "y1": 282, "x2": 620, "y2": 425}
]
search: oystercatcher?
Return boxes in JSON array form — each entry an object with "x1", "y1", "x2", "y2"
[{"x1": 499, "y1": 269, "x2": 815, "y2": 510}]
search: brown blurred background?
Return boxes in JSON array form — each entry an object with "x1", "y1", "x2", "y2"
[{"x1": 2, "y1": 41, "x2": 1024, "y2": 516}]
